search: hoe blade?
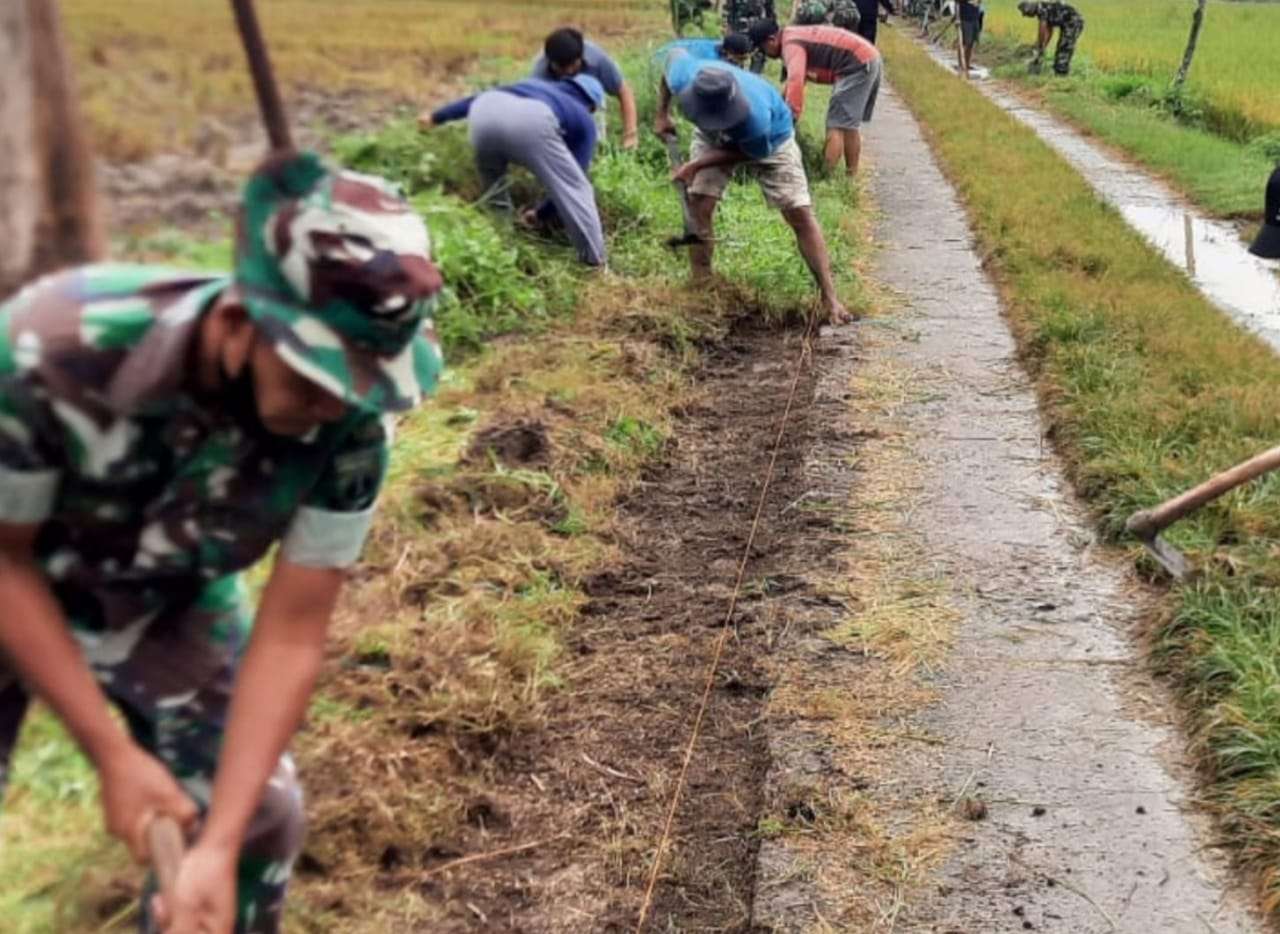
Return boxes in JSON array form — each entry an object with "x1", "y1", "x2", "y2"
[{"x1": 1141, "y1": 533, "x2": 1193, "y2": 582}]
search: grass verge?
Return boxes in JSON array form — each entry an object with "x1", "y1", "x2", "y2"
[
  {"x1": 0, "y1": 38, "x2": 866, "y2": 931},
  {"x1": 884, "y1": 24, "x2": 1280, "y2": 919},
  {"x1": 972, "y1": 32, "x2": 1276, "y2": 219}
]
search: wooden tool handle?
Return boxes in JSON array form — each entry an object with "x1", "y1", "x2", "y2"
[
  {"x1": 1126, "y1": 444, "x2": 1280, "y2": 539},
  {"x1": 658, "y1": 131, "x2": 699, "y2": 238},
  {"x1": 148, "y1": 815, "x2": 187, "y2": 901},
  {"x1": 229, "y1": 0, "x2": 292, "y2": 151}
]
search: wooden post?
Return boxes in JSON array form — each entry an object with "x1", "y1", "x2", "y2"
[
  {"x1": 1172, "y1": 0, "x2": 1208, "y2": 93},
  {"x1": 0, "y1": 0, "x2": 104, "y2": 301}
]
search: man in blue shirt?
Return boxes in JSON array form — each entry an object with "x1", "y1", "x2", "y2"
[
  {"x1": 654, "y1": 53, "x2": 848, "y2": 323},
  {"x1": 421, "y1": 75, "x2": 607, "y2": 267},
  {"x1": 657, "y1": 34, "x2": 753, "y2": 68},
  {"x1": 532, "y1": 28, "x2": 639, "y2": 150}
]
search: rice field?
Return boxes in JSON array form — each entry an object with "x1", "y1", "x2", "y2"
[
  {"x1": 982, "y1": 0, "x2": 1280, "y2": 137},
  {"x1": 60, "y1": 0, "x2": 664, "y2": 159}
]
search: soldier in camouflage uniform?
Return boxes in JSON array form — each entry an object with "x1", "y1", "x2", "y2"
[
  {"x1": 723, "y1": 0, "x2": 776, "y2": 71},
  {"x1": 830, "y1": 1, "x2": 862, "y2": 30},
  {"x1": 792, "y1": 0, "x2": 861, "y2": 31},
  {"x1": 1017, "y1": 0, "x2": 1084, "y2": 76},
  {"x1": 0, "y1": 150, "x2": 443, "y2": 933},
  {"x1": 672, "y1": 0, "x2": 716, "y2": 35}
]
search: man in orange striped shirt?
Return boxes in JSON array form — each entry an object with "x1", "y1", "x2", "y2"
[{"x1": 749, "y1": 20, "x2": 883, "y2": 177}]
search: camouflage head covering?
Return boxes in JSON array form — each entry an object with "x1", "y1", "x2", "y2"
[
  {"x1": 830, "y1": 0, "x2": 861, "y2": 30},
  {"x1": 1017, "y1": 1, "x2": 1042, "y2": 15},
  {"x1": 235, "y1": 151, "x2": 444, "y2": 415},
  {"x1": 793, "y1": 0, "x2": 833, "y2": 25}
]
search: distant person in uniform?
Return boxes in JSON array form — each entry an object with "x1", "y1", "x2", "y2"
[
  {"x1": 532, "y1": 28, "x2": 639, "y2": 149},
  {"x1": 722, "y1": 0, "x2": 777, "y2": 72},
  {"x1": 750, "y1": 19, "x2": 882, "y2": 176},
  {"x1": 673, "y1": 0, "x2": 716, "y2": 35},
  {"x1": 1017, "y1": 0, "x2": 1084, "y2": 76},
  {"x1": 957, "y1": 0, "x2": 983, "y2": 77},
  {"x1": 1248, "y1": 165, "x2": 1280, "y2": 260},
  {"x1": 853, "y1": 0, "x2": 897, "y2": 44}
]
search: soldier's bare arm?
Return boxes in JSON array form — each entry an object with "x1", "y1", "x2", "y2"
[
  {"x1": 200, "y1": 559, "x2": 342, "y2": 852},
  {"x1": 159, "y1": 559, "x2": 342, "y2": 931},
  {"x1": 0, "y1": 522, "x2": 198, "y2": 859}
]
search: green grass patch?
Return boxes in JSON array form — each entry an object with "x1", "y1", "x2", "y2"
[{"x1": 885, "y1": 26, "x2": 1280, "y2": 916}]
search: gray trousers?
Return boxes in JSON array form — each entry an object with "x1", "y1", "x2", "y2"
[{"x1": 468, "y1": 91, "x2": 606, "y2": 267}]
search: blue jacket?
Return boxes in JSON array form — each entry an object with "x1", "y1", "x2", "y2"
[{"x1": 431, "y1": 79, "x2": 597, "y2": 172}]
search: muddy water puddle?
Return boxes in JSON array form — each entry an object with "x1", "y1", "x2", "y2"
[{"x1": 918, "y1": 40, "x2": 1280, "y2": 347}]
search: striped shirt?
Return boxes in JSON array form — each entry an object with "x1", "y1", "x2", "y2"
[{"x1": 779, "y1": 25, "x2": 880, "y2": 117}]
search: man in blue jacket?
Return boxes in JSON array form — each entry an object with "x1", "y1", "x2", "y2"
[
  {"x1": 420, "y1": 75, "x2": 607, "y2": 267},
  {"x1": 654, "y1": 52, "x2": 848, "y2": 323}
]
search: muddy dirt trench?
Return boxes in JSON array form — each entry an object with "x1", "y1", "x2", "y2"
[{"x1": 420, "y1": 318, "x2": 849, "y2": 932}]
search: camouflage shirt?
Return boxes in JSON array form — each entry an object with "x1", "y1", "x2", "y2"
[
  {"x1": 723, "y1": 0, "x2": 776, "y2": 31},
  {"x1": 792, "y1": 0, "x2": 832, "y2": 24},
  {"x1": 0, "y1": 264, "x2": 391, "y2": 637},
  {"x1": 1039, "y1": 1, "x2": 1081, "y2": 28}
]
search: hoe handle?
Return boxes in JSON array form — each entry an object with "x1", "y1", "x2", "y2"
[
  {"x1": 229, "y1": 0, "x2": 292, "y2": 151},
  {"x1": 659, "y1": 131, "x2": 699, "y2": 239},
  {"x1": 148, "y1": 814, "x2": 187, "y2": 903},
  {"x1": 1126, "y1": 444, "x2": 1280, "y2": 539}
]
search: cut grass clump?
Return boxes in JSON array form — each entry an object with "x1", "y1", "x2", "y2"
[{"x1": 884, "y1": 26, "x2": 1280, "y2": 917}]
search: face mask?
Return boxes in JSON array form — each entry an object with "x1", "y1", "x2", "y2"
[{"x1": 218, "y1": 356, "x2": 272, "y2": 440}]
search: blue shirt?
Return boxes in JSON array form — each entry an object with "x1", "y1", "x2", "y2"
[
  {"x1": 531, "y1": 39, "x2": 625, "y2": 96},
  {"x1": 656, "y1": 38, "x2": 726, "y2": 64},
  {"x1": 431, "y1": 79, "x2": 597, "y2": 172},
  {"x1": 664, "y1": 56, "x2": 793, "y2": 160}
]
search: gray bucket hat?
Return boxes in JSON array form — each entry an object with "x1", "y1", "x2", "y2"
[{"x1": 676, "y1": 66, "x2": 752, "y2": 132}]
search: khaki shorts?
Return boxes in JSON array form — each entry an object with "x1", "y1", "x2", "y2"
[{"x1": 687, "y1": 131, "x2": 812, "y2": 211}]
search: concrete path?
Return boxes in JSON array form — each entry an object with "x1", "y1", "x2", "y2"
[{"x1": 850, "y1": 84, "x2": 1260, "y2": 932}]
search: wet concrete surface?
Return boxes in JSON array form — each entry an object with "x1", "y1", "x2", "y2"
[
  {"x1": 918, "y1": 41, "x2": 1280, "y2": 349},
  {"x1": 853, "y1": 86, "x2": 1261, "y2": 932}
]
